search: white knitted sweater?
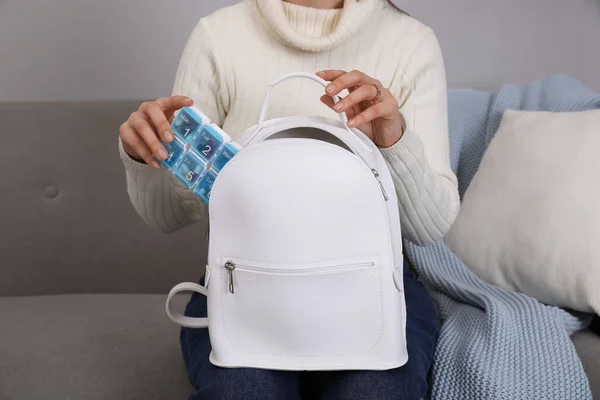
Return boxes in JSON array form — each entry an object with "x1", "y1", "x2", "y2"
[{"x1": 119, "y1": 0, "x2": 460, "y2": 245}]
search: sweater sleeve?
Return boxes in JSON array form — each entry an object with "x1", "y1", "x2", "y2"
[
  {"x1": 118, "y1": 18, "x2": 226, "y2": 233},
  {"x1": 381, "y1": 28, "x2": 460, "y2": 246}
]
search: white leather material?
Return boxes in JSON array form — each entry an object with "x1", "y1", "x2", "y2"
[
  {"x1": 166, "y1": 72, "x2": 407, "y2": 371},
  {"x1": 239, "y1": 116, "x2": 405, "y2": 277},
  {"x1": 257, "y1": 72, "x2": 350, "y2": 128}
]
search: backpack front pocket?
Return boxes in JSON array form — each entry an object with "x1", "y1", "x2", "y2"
[{"x1": 216, "y1": 256, "x2": 384, "y2": 357}]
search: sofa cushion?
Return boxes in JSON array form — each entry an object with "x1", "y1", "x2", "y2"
[
  {"x1": 0, "y1": 294, "x2": 597, "y2": 399},
  {"x1": 573, "y1": 329, "x2": 600, "y2": 398},
  {"x1": 0, "y1": 102, "x2": 208, "y2": 297},
  {"x1": 446, "y1": 109, "x2": 600, "y2": 314},
  {"x1": 0, "y1": 294, "x2": 193, "y2": 400}
]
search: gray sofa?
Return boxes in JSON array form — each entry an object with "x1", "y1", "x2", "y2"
[{"x1": 0, "y1": 101, "x2": 598, "y2": 399}]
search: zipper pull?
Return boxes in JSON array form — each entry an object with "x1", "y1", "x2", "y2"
[
  {"x1": 224, "y1": 261, "x2": 235, "y2": 294},
  {"x1": 372, "y1": 169, "x2": 389, "y2": 201},
  {"x1": 204, "y1": 266, "x2": 211, "y2": 288}
]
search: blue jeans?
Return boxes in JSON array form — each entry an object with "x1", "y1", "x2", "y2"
[
  {"x1": 180, "y1": 259, "x2": 438, "y2": 400},
  {"x1": 592, "y1": 316, "x2": 600, "y2": 336}
]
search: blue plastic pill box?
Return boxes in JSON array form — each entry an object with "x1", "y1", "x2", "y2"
[
  {"x1": 159, "y1": 137, "x2": 186, "y2": 170},
  {"x1": 212, "y1": 142, "x2": 241, "y2": 172},
  {"x1": 173, "y1": 151, "x2": 206, "y2": 188},
  {"x1": 193, "y1": 169, "x2": 218, "y2": 204},
  {"x1": 172, "y1": 106, "x2": 209, "y2": 143},
  {"x1": 191, "y1": 124, "x2": 231, "y2": 163}
]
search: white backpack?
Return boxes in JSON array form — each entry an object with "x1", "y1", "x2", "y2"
[{"x1": 166, "y1": 72, "x2": 407, "y2": 371}]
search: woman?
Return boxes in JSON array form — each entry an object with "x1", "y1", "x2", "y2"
[{"x1": 119, "y1": 0, "x2": 460, "y2": 398}]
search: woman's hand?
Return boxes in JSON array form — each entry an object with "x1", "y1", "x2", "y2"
[
  {"x1": 120, "y1": 96, "x2": 194, "y2": 168},
  {"x1": 316, "y1": 70, "x2": 405, "y2": 148}
]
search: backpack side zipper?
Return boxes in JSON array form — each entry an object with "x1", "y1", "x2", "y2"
[{"x1": 371, "y1": 169, "x2": 389, "y2": 201}]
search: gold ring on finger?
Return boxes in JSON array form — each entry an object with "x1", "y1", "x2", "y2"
[{"x1": 372, "y1": 83, "x2": 382, "y2": 100}]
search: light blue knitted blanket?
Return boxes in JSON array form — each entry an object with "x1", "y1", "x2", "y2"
[{"x1": 405, "y1": 75, "x2": 600, "y2": 400}]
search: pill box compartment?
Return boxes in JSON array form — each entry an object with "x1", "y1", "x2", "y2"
[
  {"x1": 191, "y1": 124, "x2": 231, "y2": 162},
  {"x1": 173, "y1": 151, "x2": 206, "y2": 188},
  {"x1": 212, "y1": 142, "x2": 241, "y2": 172},
  {"x1": 194, "y1": 169, "x2": 218, "y2": 204},
  {"x1": 172, "y1": 107, "x2": 207, "y2": 143},
  {"x1": 159, "y1": 137, "x2": 186, "y2": 170}
]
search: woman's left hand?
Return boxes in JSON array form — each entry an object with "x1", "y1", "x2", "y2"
[{"x1": 316, "y1": 70, "x2": 405, "y2": 148}]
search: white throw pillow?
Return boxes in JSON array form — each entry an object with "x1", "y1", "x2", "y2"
[{"x1": 445, "y1": 109, "x2": 600, "y2": 314}]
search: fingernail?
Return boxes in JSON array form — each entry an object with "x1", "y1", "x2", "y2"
[
  {"x1": 326, "y1": 84, "x2": 336, "y2": 94},
  {"x1": 333, "y1": 103, "x2": 343, "y2": 112},
  {"x1": 316, "y1": 71, "x2": 324, "y2": 76},
  {"x1": 158, "y1": 149, "x2": 168, "y2": 160},
  {"x1": 186, "y1": 97, "x2": 193, "y2": 103},
  {"x1": 164, "y1": 131, "x2": 174, "y2": 142},
  {"x1": 348, "y1": 119, "x2": 356, "y2": 127},
  {"x1": 152, "y1": 161, "x2": 160, "y2": 169}
]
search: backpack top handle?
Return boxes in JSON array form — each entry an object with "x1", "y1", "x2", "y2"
[{"x1": 247, "y1": 72, "x2": 373, "y2": 154}]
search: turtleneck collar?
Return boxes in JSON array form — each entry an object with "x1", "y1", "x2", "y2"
[{"x1": 254, "y1": 0, "x2": 380, "y2": 52}]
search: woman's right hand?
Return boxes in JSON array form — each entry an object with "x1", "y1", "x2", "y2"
[{"x1": 120, "y1": 96, "x2": 194, "y2": 168}]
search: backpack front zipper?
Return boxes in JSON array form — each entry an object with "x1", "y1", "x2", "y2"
[{"x1": 222, "y1": 260, "x2": 375, "y2": 294}]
